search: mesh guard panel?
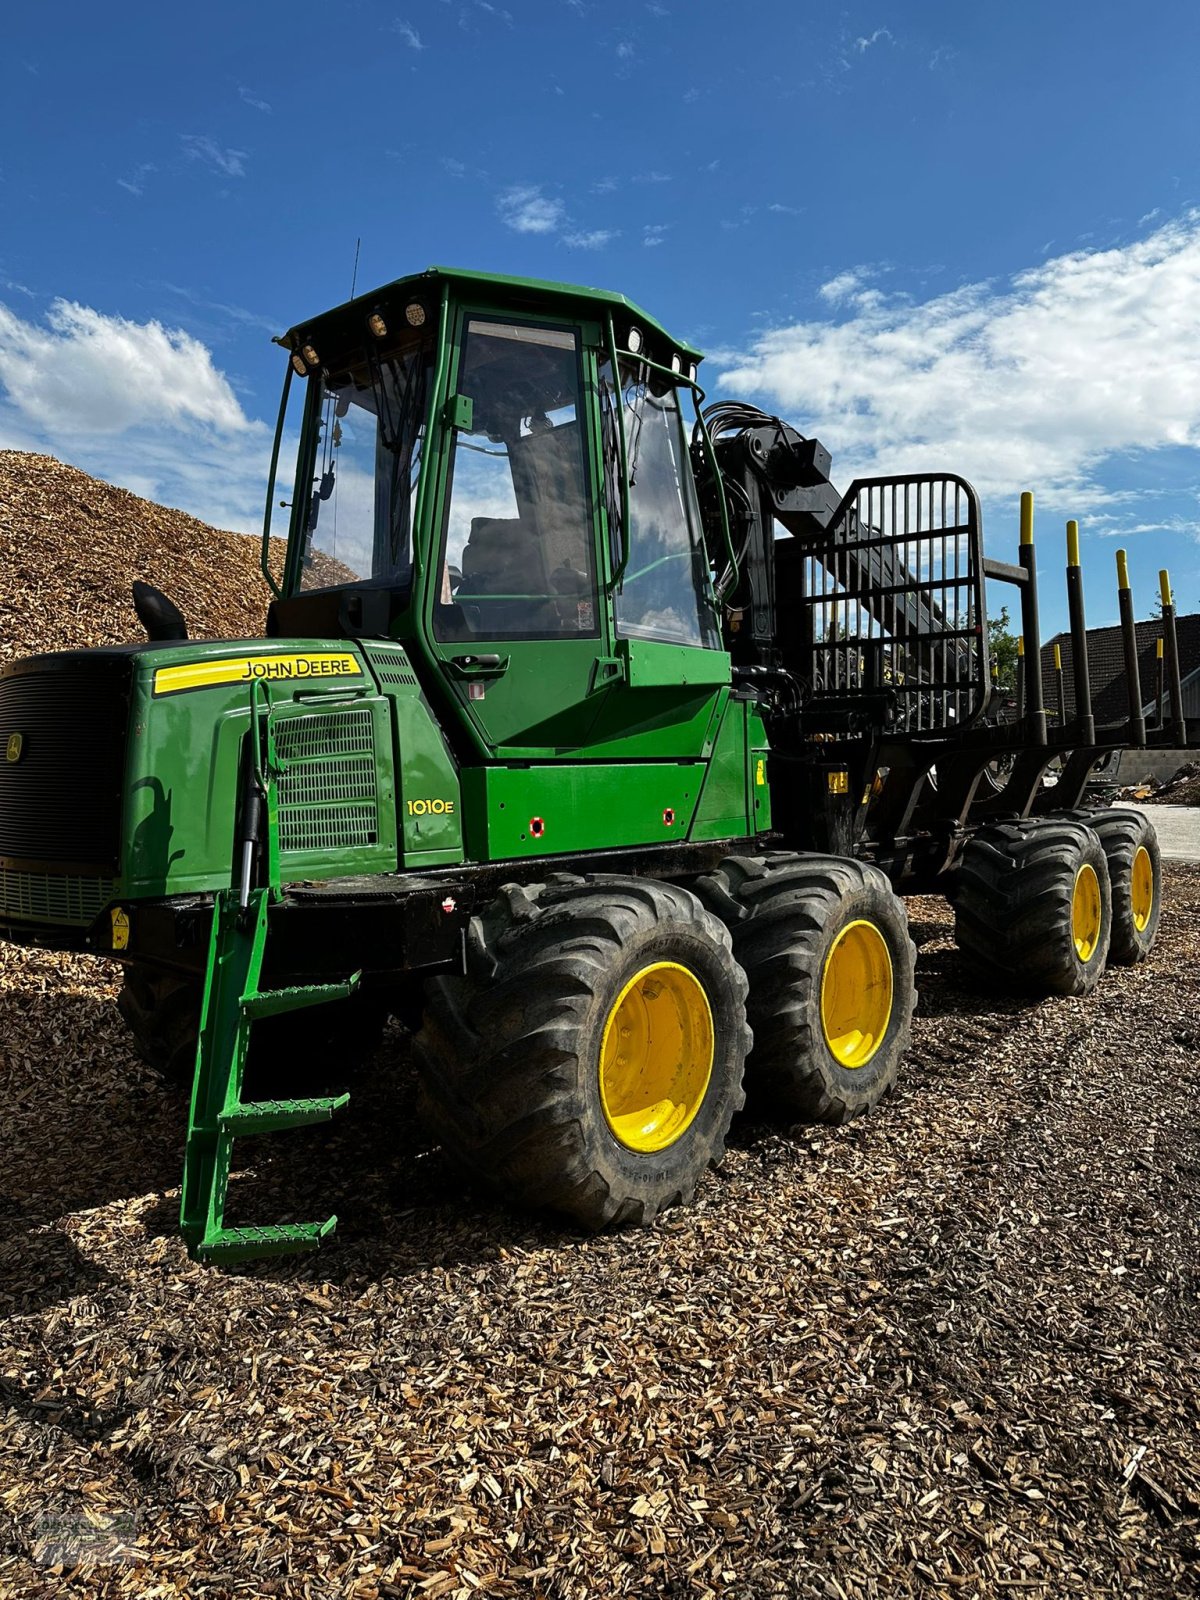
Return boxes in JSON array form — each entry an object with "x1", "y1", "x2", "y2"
[
  {"x1": 274, "y1": 707, "x2": 379, "y2": 854},
  {"x1": 801, "y1": 474, "x2": 990, "y2": 735}
]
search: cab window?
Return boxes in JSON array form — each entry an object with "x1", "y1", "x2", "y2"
[
  {"x1": 435, "y1": 319, "x2": 599, "y2": 641},
  {"x1": 603, "y1": 361, "x2": 720, "y2": 650}
]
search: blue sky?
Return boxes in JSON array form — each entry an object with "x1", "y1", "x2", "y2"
[{"x1": 2, "y1": 0, "x2": 1200, "y2": 633}]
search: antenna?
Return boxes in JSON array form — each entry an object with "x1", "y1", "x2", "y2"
[{"x1": 350, "y1": 237, "x2": 361, "y2": 299}]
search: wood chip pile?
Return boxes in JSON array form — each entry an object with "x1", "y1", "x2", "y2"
[
  {"x1": 1118, "y1": 763, "x2": 1200, "y2": 809},
  {"x1": 1, "y1": 457, "x2": 1198, "y2": 1597},
  {"x1": 0, "y1": 451, "x2": 270, "y2": 663}
]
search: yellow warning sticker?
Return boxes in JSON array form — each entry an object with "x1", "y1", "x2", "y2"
[
  {"x1": 111, "y1": 907, "x2": 130, "y2": 950},
  {"x1": 152, "y1": 653, "x2": 362, "y2": 696},
  {"x1": 755, "y1": 758, "x2": 766, "y2": 786}
]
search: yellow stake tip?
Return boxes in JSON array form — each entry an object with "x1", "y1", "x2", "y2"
[
  {"x1": 1017, "y1": 635, "x2": 1025, "y2": 656},
  {"x1": 1159, "y1": 568, "x2": 1172, "y2": 607},
  {"x1": 1053, "y1": 643, "x2": 1062, "y2": 669},
  {"x1": 1019, "y1": 491, "x2": 1034, "y2": 546},
  {"x1": 1157, "y1": 638, "x2": 1165, "y2": 658},
  {"x1": 1116, "y1": 549, "x2": 1130, "y2": 589},
  {"x1": 1066, "y1": 520, "x2": 1080, "y2": 566}
]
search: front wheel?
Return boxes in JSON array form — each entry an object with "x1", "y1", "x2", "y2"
[
  {"x1": 697, "y1": 853, "x2": 917, "y2": 1123},
  {"x1": 414, "y1": 875, "x2": 750, "y2": 1229},
  {"x1": 117, "y1": 961, "x2": 392, "y2": 1086}
]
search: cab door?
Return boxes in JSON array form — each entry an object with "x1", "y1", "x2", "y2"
[{"x1": 424, "y1": 311, "x2": 611, "y2": 757}]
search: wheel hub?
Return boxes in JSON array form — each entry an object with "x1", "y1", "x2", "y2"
[
  {"x1": 820, "y1": 920, "x2": 893, "y2": 1070},
  {"x1": 599, "y1": 962, "x2": 714, "y2": 1153},
  {"x1": 1072, "y1": 863, "x2": 1102, "y2": 960},
  {"x1": 1131, "y1": 845, "x2": 1154, "y2": 932}
]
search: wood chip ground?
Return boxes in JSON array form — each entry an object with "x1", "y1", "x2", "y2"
[{"x1": 1, "y1": 454, "x2": 1198, "y2": 1596}]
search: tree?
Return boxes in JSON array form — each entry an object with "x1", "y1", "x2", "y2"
[{"x1": 987, "y1": 605, "x2": 1020, "y2": 694}]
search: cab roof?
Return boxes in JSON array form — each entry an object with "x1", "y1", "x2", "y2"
[{"x1": 281, "y1": 265, "x2": 703, "y2": 365}]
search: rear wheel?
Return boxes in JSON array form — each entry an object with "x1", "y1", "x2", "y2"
[
  {"x1": 955, "y1": 817, "x2": 1112, "y2": 995},
  {"x1": 697, "y1": 853, "x2": 917, "y2": 1122},
  {"x1": 414, "y1": 875, "x2": 750, "y2": 1229},
  {"x1": 1053, "y1": 807, "x2": 1162, "y2": 965}
]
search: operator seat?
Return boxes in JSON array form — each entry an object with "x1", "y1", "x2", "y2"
[{"x1": 459, "y1": 516, "x2": 556, "y2": 633}]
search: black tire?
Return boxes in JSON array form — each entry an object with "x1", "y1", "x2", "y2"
[
  {"x1": 413, "y1": 874, "x2": 750, "y2": 1230},
  {"x1": 117, "y1": 963, "x2": 200, "y2": 1083},
  {"x1": 1051, "y1": 807, "x2": 1162, "y2": 965},
  {"x1": 117, "y1": 961, "x2": 391, "y2": 1086},
  {"x1": 955, "y1": 817, "x2": 1112, "y2": 996},
  {"x1": 696, "y1": 853, "x2": 917, "y2": 1123}
]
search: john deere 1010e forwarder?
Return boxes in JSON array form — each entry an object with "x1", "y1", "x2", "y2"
[{"x1": 1, "y1": 268, "x2": 1190, "y2": 1263}]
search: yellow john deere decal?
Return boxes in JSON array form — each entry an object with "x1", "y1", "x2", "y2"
[
  {"x1": 153, "y1": 653, "x2": 362, "y2": 696},
  {"x1": 5, "y1": 732, "x2": 23, "y2": 763}
]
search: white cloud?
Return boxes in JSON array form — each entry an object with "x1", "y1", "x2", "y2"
[
  {"x1": 0, "y1": 299, "x2": 269, "y2": 532},
  {"x1": 497, "y1": 184, "x2": 566, "y2": 235},
  {"x1": 181, "y1": 135, "x2": 247, "y2": 178},
  {"x1": 717, "y1": 212, "x2": 1200, "y2": 514},
  {"x1": 393, "y1": 18, "x2": 424, "y2": 49},
  {"x1": 0, "y1": 300, "x2": 248, "y2": 435},
  {"x1": 117, "y1": 163, "x2": 156, "y2": 197},
  {"x1": 643, "y1": 223, "x2": 667, "y2": 248},
  {"x1": 238, "y1": 85, "x2": 271, "y2": 112},
  {"x1": 817, "y1": 266, "x2": 877, "y2": 304},
  {"x1": 855, "y1": 27, "x2": 894, "y2": 52},
  {"x1": 562, "y1": 229, "x2": 616, "y2": 250}
]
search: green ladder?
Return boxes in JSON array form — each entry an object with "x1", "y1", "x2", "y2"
[{"x1": 179, "y1": 683, "x2": 359, "y2": 1265}]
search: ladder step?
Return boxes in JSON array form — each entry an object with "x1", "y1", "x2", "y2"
[
  {"x1": 220, "y1": 1093, "x2": 350, "y2": 1135},
  {"x1": 241, "y1": 973, "x2": 361, "y2": 1022},
  {"x1": 194, "y1": 1217, "x2": 338, "y2": 1263}
]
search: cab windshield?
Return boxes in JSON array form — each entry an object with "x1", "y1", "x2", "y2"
[{"x1": 297, "y1": 344, "x2": 431, "y2": 592}]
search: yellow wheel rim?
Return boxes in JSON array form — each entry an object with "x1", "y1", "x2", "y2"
[
  {"x1": 1072, "y1": 863, "x2": 1102, "y2": 961},
  {"x1": 599, "y1": 962, "x2": 714, "y2": 1153},
  {"x1": 820, "y1": 920, "x2": 894, "y2": 1070},
  {"x1": 1131, "y1": 845, "x2": 1154, "y2": 932}
]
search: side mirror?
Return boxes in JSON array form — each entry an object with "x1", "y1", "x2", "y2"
[{"x1": 132, "y1": 580, "x2": 189, "y2": 642}]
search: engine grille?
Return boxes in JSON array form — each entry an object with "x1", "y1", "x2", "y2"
[
  {"x1": 0, "y1": 869, "x2": 117, "y2": 925},
  {"x1": 0, "y1": 653, "x2": 131, "y2": 869},
  {"x1": 274, "y1": 706, "x2": 379, "y2": 855}
]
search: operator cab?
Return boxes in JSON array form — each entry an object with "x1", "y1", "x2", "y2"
[{"x1": 266, "y1": 268, "x2": 726, "y2": 759}]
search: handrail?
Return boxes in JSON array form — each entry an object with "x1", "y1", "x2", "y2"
[{"x1": 259, "y1": 362, "x2": 293, "y2": 599}]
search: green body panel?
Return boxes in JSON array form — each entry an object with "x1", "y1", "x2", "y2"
[
  {"x1": 436, "y1": 636, "x2": 613, "y2": 756},
  {"x1": 360, "y1": 642, "x2": 464, "y2": 867},
  {"x1": 121, "y1": 638, "x2": 402, "y2": 898},
  {"x1": 690, "y1": 699, "x2": 773, "y2": 841},
  {"x1": 617, "y1": 639, "x2": 731, "y2": 690},
  {"x1": 570, "y1": 681, "x2": 730, "y2": 763},
  {"x1": 461, "y1": 762, "x2": 707, "y2": 862}
]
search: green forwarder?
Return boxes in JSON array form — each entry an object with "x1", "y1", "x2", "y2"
[{"x1": 0, "y1": 267, "x2": 1187, "y2": 1262}]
